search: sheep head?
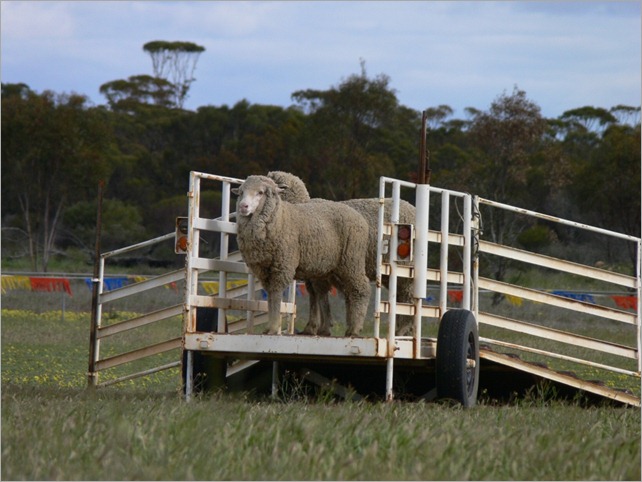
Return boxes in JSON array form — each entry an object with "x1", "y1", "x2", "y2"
[
  {"x1": 232, "y1": 175, "x2": 283, "y2": 217},
  {"x1": 267, "y1": 171, "x2": 311, "y2": 204}
]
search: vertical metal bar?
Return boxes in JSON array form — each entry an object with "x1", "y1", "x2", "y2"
[
  {"x1": 247, "y1": 274, "x2": 256, "y2": 334},
  {"x1": 413, "y1": 185, "x2": 429, "y2": 299},
  {"x1": 374, "y1": 178, "x2": 387, "y2": 339},
  {"x1": 287, "y1": 280, "x2": 297, "y2": 334},
  {"x1": 218, "y1": 181, "x2": 231, "y2": 333},
  {"x1": 462, "y1": 195, "x2": 472, "y2": 310},
  {"x1": 439, "y1": 193, "x2": 450, "y2": 318},
  {"x1": 185, "y1": 350, "x2": 194, "y2": 401},
  {"x1": 185, "y1": 172, "x2": 201, "y2": 335},
  {"x1": 637, "y1": 239, "x2": 641, "y2": 373},
  {"x1": 472, "y1": 196, "x2": 481, "y2": 320},
  {"x1": 385, "y1": 181, "x2": 401, "y2": 401},
  {"x1": 271, "y1": 361, "x2": 279, "y2": 399},
  {"x1": 88, "y1": 180, "x2": 104, "y2": 388},
  {"x1": 413, "y1": 184, "x2": 430, "y2": 357}
]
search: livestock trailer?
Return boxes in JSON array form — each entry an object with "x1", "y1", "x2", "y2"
[{"x1": 87, "y1": 171, "x2": 641, "y2": 407}]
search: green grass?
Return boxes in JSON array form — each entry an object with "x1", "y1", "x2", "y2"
[{"x1": 2, "y1": 307, "x2": 641, "y2": 480}]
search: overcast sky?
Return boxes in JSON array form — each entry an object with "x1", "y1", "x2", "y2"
[{"x1": 2, "y1": 1, "x2": 640, "y2": 119}]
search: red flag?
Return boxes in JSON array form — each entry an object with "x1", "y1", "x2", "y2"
[
  {"x1": 611, "y1": 295, "x2": 637, "y2": 311},
  {"x1": 448, "y1": 290, "x2": 463, "y2": 303},
  {"x1": 29, "y1": 277, "x2": 72, "y2": 296}
]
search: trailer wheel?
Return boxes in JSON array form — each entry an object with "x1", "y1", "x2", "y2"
[{"x1": 436, "y1": 309, "x2": 480, "y2": 407}]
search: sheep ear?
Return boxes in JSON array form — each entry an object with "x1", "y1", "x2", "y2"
[
  {"x1": 277, "y1": 184, "x2": 288, "y2": 192},
  {"x1": 231, "y1": 187, "x2": 240, "y2": 196}
]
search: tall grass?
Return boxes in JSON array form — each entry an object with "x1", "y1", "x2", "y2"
[{"x1": 2, "y1": 307, "x2": 640, "y2": 480}]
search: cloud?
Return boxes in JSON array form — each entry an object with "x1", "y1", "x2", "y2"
[{"x1": 1, "y1": 1, "x2": 639, "y2": 116}]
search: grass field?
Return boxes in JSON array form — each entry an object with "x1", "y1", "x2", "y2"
[{"x1": 2, "y1": 301, "x2": 641, "y2": 481}]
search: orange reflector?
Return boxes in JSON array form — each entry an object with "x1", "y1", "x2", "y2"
[
  {"x1": 397, "y1": 242, "x2": 411, "y2": 259},
  {"x1": 178, "y1": 236, "x2": 188, "y2": 251}
]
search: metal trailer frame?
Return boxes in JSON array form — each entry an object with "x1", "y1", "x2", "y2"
[{"x1": 88, "y1": 170, "x2": 641, "y2": 406}]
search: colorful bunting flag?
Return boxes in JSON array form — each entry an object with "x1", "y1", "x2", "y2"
[
  {"x1": 29, "y1": 277, "x2": 72, "y2": 296},
  {"x1": 612, "y1": 295, "x2": 638, "y2": 311},
  {"x1": 1, "y1": 275, "x2": 31, "y2": 294},
  {"x1": 551, "y1": 290, "x2": 595, "y2": 304}
]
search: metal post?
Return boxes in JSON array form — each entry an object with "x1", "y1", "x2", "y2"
[
  {"x1": 413, "y1": 184, "x2": 430, "y2": 357},
  {"x1": 439, "y1": 194, "x2": 450, "y2": 317},
  {"x1": 185, "y1": 350, "x2": 194, "y2": 401},
  {"x1": 385, "y1": 181, "x2": 402, "y2": 401},
  {"x1": 88, "y1": 180, "x2": 104, "y2": 388},
  {"x1": 374, "y1": 179, "x2": 387, "y2": 339},
  {"x1": 185, "y1": 172, "x2": 201, "y2": 335},
  {"x1": 472, "y1": 196, "x2": 481, "y2": 320},
  {"x1": 287, "y1": 280, "x2": 297, "y2": 334},
  {"x1": 637, "y1": 239, "x2": 642, "y2": 373},
  {"x1": 462, "y1": 195, "x2": 472, "y2": 310},
  {"x1": 218, "y1": 181, "x2": 231, "y2": 333},
  {"x1": 271, "y1": 361, "x2": 279, "y2": 399},
  {"x1": 247, "y1": 274, "x2": 256, "y2": 334}
]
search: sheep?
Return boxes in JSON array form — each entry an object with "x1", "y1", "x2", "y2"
[
  {"x1": 267, "y1": 171, "x2": 417, "y2": 336},
  {"x1": 232, "y1": 175, "x2": 371, "y2": 336}
]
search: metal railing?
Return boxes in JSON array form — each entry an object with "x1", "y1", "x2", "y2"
[
  {"x1": 87, "y1": 233, "x2": 183, "y2": 388},
  {"x1": 475, "y1": 196, "x2": 641, "y2": 378}
]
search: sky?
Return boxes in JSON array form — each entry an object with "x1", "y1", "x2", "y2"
[{"x1": 1, "y1": 1, "x2": 640, "y2": 119}]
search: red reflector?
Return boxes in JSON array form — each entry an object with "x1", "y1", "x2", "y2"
[
  {"x1": 178, "y1": 236, "x2": 188, "y2": 251},
  {"x1": 398, "y1": 226, "x2": 411, "y2": 240}
]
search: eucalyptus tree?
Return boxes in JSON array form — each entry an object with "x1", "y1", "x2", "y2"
[
  {"x1": 1, "y1": 85, "x2": 115, "y2": 271},
  {"x1": 143, "y1": 41, "x2": 206, "y2": 108},
  {"x1": 292, "y1": 62, "x2": 418, "y2": 199}
]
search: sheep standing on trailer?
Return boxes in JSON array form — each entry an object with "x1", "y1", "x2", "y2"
[
  {"x1": 232, "y1": 175, "x2": 371, "y2": 336},
  {"x1": 268, "y1": 171, "x2": 417, "y2": 336}
]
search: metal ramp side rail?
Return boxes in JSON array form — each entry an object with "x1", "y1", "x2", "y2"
[
  {"x1": 87, "y1": 233, "x2": 184, "y2": 388},
  {"x1": 182, "y1": 172, "x2": 476, "y2": 401},
  {"x1": 473, "y1": 197, "x2": 641, "y2": 406}
]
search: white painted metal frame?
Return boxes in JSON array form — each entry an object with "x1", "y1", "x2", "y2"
[
  {"x1": 374, "y1": 177, "x2": 474, "y2": 400},
  {"x1": 475, "y1": 196, "x2": 642, "y2": 376},
  {"x1": 88, "y1": 232, "x2": 184, "y2": 388}
]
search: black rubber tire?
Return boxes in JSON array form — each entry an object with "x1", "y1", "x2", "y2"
[{"x1": 436, "y1": 309, "x2": 480, "y2": 407}]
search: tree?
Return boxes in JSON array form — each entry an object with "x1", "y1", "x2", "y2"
[
  {"x1": 292, "y1": 61, "x2": 417, "y2": 199},
  {"x1": 1, "y1": 86, "x2": 116, "y2": 271},
  {"x1": 143, "y1": 40, "x2": 205, "y2": 108},
  {"x1": 465, "y1": 87, "x2": 547, "y2": 289},
  {"x1": 560, "y1": 106, "x2": 617, "y2": 134},
  {"x1": 99, "y1": 75, "x2": 175, "y2": 112}
]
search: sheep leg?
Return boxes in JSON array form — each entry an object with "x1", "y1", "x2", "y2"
[
  {"x1": 342, "y1": 275, "x2": 371, "y2": 337},
  {"x1": 317, "y1": 290, "x2": 333, "y2": 336},
  {"x1": 301, "y1": 280, "x2": 320, "y2": 335},
  {"x1": 266, "y1": 289, "x2": 283, "y2": 335},
  {"x1": 302, "y1": 279, "x2": 334, "y2": 336}
]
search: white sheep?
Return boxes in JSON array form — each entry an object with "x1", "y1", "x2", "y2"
[
  {"x1": 268, "y1": 171, "x2": 417, "y2": 336},
  {"x1": 232, "y1": 175, "x2": 371, "y2": 336}
]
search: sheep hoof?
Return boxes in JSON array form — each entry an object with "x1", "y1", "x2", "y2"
[{"x1": 301, "y1": 325, "x2": 317, "y2": 336}]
